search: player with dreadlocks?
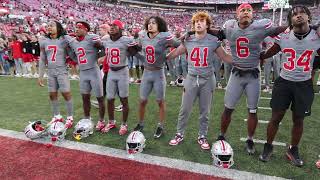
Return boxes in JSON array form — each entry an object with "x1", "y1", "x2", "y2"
[{"x1": 38, "y1": 20, "x2": 75, "y2": 128}]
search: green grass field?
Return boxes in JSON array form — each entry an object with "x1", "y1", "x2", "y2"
[{"x1": 1, "y1": 76, "x2": 320, "y2": 179}]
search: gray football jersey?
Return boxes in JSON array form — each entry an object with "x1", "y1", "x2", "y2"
[
  {"x1": 184, "y1": 34, "x2": 221, "y2": 77},
  {"x1": 223, "y1": 19, "x2": 277, "y2": 69},
  {"x1": 102, "y1": 36, "x2": 137, "y2": 67},
  {"x1": 139, "y1": 31, "x2": 179, "y2": 68},
  {"x1": 39, "y1": 37, "x2": 69, "y2": 69},
  {"x1": 276, "y1": 29, "x2": 320, "y2": 81},
  {"x1": 67, "y1": 34, "x2": 101, "y2": 71}
]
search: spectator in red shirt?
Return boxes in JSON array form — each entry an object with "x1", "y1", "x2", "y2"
[
  {"x1": 99, "y1": 24, "x2": 110, "y2": 98},
  {"x1": 21, "y1": 34, "x2": 33, "y2": 77},
  {"x1": 10, "y1": 34, "x2": 23, "y2": 77}
]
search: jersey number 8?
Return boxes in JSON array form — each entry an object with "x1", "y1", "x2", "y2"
[
  {"x1": 106, "y1": 48, "x2": 121, "y2": 65},
  {"x1": 145, "y1": 45, "x2": 155, "y2": 64}
]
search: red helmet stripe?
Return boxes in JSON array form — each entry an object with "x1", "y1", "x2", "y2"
[
  {"x1": 132, "y1": 132, "x2": 136, "y2": 141},
  {"x1": 220, "y1": 140, "x2": 226, "y2": 152}
]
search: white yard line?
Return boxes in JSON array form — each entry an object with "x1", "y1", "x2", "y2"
[
  {"x1": 260, "y1": 97, "x2": 271, "y2": 100},
  {"x1": 259, "y1": 107, "x2": 272, "y2": 110},
  {"x1": 244, "y1": 119, "x2": 281, "y2": 125},
  {"x1": 240, "y1": 138, "x2": 286, "y2": 147}
]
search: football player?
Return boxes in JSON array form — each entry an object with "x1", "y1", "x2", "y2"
[
  {"x1": 216, "y1": 3, "x2": 288, "y2": 155},
  {"x1": 98, "y1": 20, "x2": 140, "y2": 135},
  {"x1": 259, "y1": 5, "x2": 320, "y2": 167},
  {"x1": 66, "y1": 21, "x2": 105, "y2": 127},
  {"x1": 133, "y1": 16, "x2": 179, "y2": 138},
  {"x1": 167, "y1": 11, "x2": 232, "y2": 150},
  {"x1": 38, "y1": 20, "x2": 74, "y2": 128}
]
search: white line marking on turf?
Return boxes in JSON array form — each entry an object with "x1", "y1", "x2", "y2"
[
  {"x1": 244, "y1": 119, "x2": 282, "y2": 125},
  {"x1": 260, "y1": 97, "x2": 271, "y2": 100},
  {"x1": 240, "y1": 138, "x2": 286, "y2": 147},
  {"x1": 244, "y1": 119, "x2": 269, "y2": 124},
  {"x1": 259, "y1": 107, "x2": 272, "y2": 110},
  {"x1": 0, "y1": 128, "x2": 287, "y2": 180}
]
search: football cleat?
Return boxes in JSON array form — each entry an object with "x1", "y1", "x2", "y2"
[
  {"x1": 154, "y1": 126, "x2": 164, "y2": 138},
  {"x1": 245, "y1": 139, "x2": 256, "y2": 155},
  {"x1": 65, "y1": 116, "x2": 74, "y2": 129},
  {"x1": 169, "y1": 133, "x2": 184, "y2": 146},
  {"x1": 259, "y1": 143, "x2": 273, "y2": 162},
  {"x1": 198, "y1": 136, "x2": 210, "y2": 150},
  {"x1": 119, "y1": 124, "x2": 128, "y2": 135},
  {"x1": 49, "y1": 114, "x2": 64, "y2": 124},
  {"x1": 101, "y1": 121, "x2": 116, "y2": 133},
  {"x1": 286, "y1": 145, "x2": 304, "y2": 167},
  {"x1": 133, "y1": 123, "x2": 144, "y2": 131},
  {"x1": 95, "y1": 120, "x2": 106, "y2": 131}
]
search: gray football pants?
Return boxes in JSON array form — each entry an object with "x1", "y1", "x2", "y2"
[
  {"x1": 176, "y1": 74, "x2": 216, "y2": 137},
  {"x1": 264, "y1": 58, "x2": 273, "y2": 87}
]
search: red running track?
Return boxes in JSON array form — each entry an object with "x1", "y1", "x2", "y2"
[{"x1": 0, "y1": 136, "x2": 229, "y2": 180}]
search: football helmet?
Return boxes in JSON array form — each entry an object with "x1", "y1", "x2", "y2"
[
  {"x1": 24, "y1": 121, "x2": 47, "y2": 139},
  {"x1": 211, "y1": 140, "x2": 234, "y2": 168},
  {"x1": 48, "y1": 121, "x2": 67, "y2": 142},
  {"x1": 73, "y1": 119, "x2": 94, "y2": 140},
  {"x1": 126, "y1": 131, "x2": 146, "y2": 154}
]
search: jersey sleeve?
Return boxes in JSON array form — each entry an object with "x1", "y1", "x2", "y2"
[
  {"x1": 222, "y1": 19, "x2": 235, "y2": 31},
  {"x1": 273, "y1": 32, "x2": 283, "y2": 47},
  {"x1": 90, "y1": 34, "x2": 101, "y2": 45},
  {"x1": 164, "y1": 32, "x2": 180, "y2": 48},
  {"x1": 259, "y1": 19, "x2": 278, "y2": 37},
  {"x1": 127, "y1": 37, "x2": 138, "y2": 47},
  {"x1": 64, "y1": 35, "x2": 76, "y2": 48}
]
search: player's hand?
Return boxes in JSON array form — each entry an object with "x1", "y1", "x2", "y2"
[
  {"x1": 259, "y1": 51, "x2": 266, "y2": 64},
  {"x1": 38, "y1": 78, "x2": 45, "y2": 87},
  {"x1": 179, "y1": 32, "x2": 191, "y2": 42}
]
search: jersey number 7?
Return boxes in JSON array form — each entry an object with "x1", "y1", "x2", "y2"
[{"x1": 48, "y1": 45, "x2": 57, "y2": 62}]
